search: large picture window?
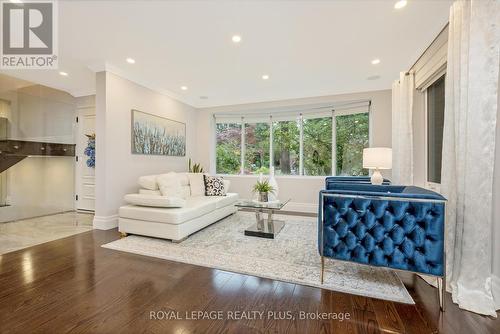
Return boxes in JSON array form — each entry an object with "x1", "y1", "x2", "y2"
[{"x1": 215, "y1": 107, "x2": 370, "y2": 176}]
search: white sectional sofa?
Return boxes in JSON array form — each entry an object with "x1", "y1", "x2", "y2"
[{"x1": 118, "y1": 172, "x2": 238, "y2": 242}]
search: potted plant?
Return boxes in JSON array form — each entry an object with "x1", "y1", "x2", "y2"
[
  {"x1": 188, "y1": 158, "x2": 204, "y2": 173},
  {"x1": 252, "y1": 180, "x2": 275, "y2": 202}
]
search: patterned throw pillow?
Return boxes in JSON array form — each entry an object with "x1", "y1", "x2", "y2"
[{"x1": 203, "y1": 175, "x2": 225, "y2": 196}]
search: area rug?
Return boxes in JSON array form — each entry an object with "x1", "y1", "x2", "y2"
[{"x1": 102, "y1": 212, "x2": 414, "y2": 304}]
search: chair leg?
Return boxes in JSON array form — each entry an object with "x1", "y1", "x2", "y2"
[
  {"x1": 438, "y1": 276, "x2": 446, "y2": 312},
  {"x1": 320, "y1": 256, "x2": 325, "y2": 284}
]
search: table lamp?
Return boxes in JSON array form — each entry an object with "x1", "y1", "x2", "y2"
[{"x1": 363, "y1": 147, "x2": 392, "y2": 185}]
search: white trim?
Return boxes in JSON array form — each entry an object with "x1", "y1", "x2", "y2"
[
  {"x1": 93, "y1": 214, "x2": 118, "y2": 230},
  {"x1": 240, "y1": 118, "x2": 245, "y2": 175},
  {"x1": 299, "y1": 114, "x2": 304, "y2": 175},
  {"x1": 86, "y1": 62, "x2": 196, "y2": 107},
  {"x1": 269, "y1": 116, "x2": 274, "y2": 170},
  {"x1": 493, "y1": 274, "x2": 500, "y2": 309}
]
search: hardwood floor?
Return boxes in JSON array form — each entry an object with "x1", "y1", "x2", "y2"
[{"x1": 0, "y1": 229, "x2": 498, "y2": 334}]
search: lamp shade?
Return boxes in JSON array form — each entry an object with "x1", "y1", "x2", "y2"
[{"x1": 363, "y1": 147, "x2": 392, "y2": 169}]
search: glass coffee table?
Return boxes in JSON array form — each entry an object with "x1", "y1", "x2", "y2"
[{"x1": 235, "y1": 199, "x2": 290, "y2": 239}]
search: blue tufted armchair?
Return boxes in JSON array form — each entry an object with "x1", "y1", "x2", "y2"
[{"x1": 318, "y1": 182, "x2": 447, "y2": 310}]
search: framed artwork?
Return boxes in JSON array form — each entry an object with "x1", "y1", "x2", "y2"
[{"x1": 131, "y1": 109, "x2": 186, "y2": 156}]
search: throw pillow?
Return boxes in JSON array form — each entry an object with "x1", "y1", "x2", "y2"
[
  {"x1": 156, "y1": 172, "x2": 183, "y2": 198},
  {"x1": 188, "y1": 173, "x2": 205, "y2": 196},
  {"x1": 204, "y1": 175, "x2": 225, "y2": 196},
  {"x1": 223, "y1": 179, "x2": 231, "y2": 195},
  {"x1": 138, "y1": 174, "x2": 159, "y2": 190}
]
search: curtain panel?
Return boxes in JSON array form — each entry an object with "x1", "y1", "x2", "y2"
[
  {"x1": 391, "y1": 72, "x2": 414, "y2": 185},
  {"x1": 441, "y1": 0, "x2": 499, "y2": 317}
]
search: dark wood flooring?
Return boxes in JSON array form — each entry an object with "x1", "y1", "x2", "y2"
[{"x1": 0, "y1": 228, "x2": 498, "y2": 334}]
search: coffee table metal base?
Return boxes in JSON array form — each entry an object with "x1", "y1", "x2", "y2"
[{"x1": 244, "y1": 220, "x2": 285, "y2": 239}]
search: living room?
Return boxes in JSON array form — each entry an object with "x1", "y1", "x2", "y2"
[{"x1": 0, "y1": 0, "x2": 499, "y2": 333}]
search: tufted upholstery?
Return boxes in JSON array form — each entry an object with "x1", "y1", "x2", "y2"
[
  {"x1": 325, "y1": 176, "x2": 391, "y2": 189},
  {"x1": 319, "y1": 184, "x2": 446, "y2": 276}
]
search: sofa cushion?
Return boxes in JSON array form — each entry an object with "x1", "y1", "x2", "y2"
[
  {"x1": 120, "y1": 197, "x2": 217, "y2": 225},
  {"x1": 180, "y1": 185, "x2": 191, "y2": 198},
  {"x1": 157, "y1": 172, "x2": 184, "y2": 198},
  {"x1": 138, "y1": 174, "x2": 159, "y2": 190},
  {"x1": 213, "y1": 193, "x2": 238, "y2": 208},
  {"x1": 139, "y1": 189, "x2": 161, "y2": 196},
  {"x1": 188, "y1": 173, "x2": 205, "y2": 196},
  {"x1": 124, "y1": 194, "x2": 186, "y2": 208}
]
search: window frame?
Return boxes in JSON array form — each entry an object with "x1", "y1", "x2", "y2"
[
  {"x1": 213, "y1": 108, "x2": 371, "y2": 177},
  {"x1": 424, "y1": 74, "x2": 446, "y2": 192}
]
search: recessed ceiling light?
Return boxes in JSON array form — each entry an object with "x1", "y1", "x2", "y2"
[
  {"x1": 126, "y1": 58, "x2": 135, "y2": 64},
  {"x1": 261, "y1": 74, "x2": 270, "y2": 80},
  {"x1": 394, "y1": 0, "x2": 407, "y2": 9},
  {"x1": 232, "y1": 35, "x2": 242, "y2": 43},
  {"x1": 371, "y1": 59, "x2": 381, "y2": 65},
  {"x1": 59, "y1": 71, "x2": 68, "y2": 76},
  {"x1": 181, "y1": 86, "x2": 188, "y2": 91}
]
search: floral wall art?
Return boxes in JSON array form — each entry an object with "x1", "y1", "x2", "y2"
[{"x1": 131, "y1": 109, "x2": 186, "y2": 156}]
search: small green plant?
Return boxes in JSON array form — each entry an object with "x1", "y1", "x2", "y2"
[
  {"x1": 252, "y1": 180, "x2": 275, "y2": 194},
  {"x1": 188, "y1": 158, "x2": 204, "y2": 173}
]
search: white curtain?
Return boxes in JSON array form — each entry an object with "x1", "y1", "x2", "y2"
[
  {"x1": 391, "y1": 72, "x2": 414, "y2": 185},
  {"x1": 441, "y1": 0, "x2": 499, "y2": 317}
]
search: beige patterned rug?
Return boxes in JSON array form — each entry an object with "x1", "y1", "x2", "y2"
[{"x1": 102, "y1": 211, "x2": 414, "y2": 304}]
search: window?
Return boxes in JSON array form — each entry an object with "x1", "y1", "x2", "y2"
[
  {"x1": 244, "y1": 123, "x2": 270, "y2": 174},
  {"x1": 335, "y1": 113, "x2": 369, "y2": 176},
  {"x1": 426, "y1": 75, "x2": 445, "y2": 184},
  {"x1": 216, "y1": 123, "x2": 241, "y2": 174},
  {"x1": 273, "y1": 120, "x2": 300, "y2": 175},
  {"x1": 303, "y1": 117, "x2": 332, "y2": 176},
  {"x1": 215, "y1": 107, "x2": 370, "y2": 176}
]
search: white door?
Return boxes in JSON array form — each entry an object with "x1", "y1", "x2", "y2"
[{"x1": 75, "y1": 106, "x2": 95, "y2": 211}]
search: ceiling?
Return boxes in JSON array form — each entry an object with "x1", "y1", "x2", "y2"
[{"x1": 0, "y1": 1, "x2": 452, "y2": 108}]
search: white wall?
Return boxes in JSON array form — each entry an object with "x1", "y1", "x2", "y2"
[
  {"x1": 93, "y1": 72, "x2": 197, "y2": 229},
  {"x1": 195, "y1": 89, "x2": 392, "y2": 212},
  {"x1": 0, "y1": 157, "x2": 75, "y2": 222},
  {"x1": 0, "y1": 76, "x2": 76, "y2": 222}
]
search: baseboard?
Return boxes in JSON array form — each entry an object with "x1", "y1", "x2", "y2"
[
  {"x1": 282, "y1": 202, "x2": 317, "y2": 214},
  {"x1": 493, "y1": 274, "x2": 500, "y2": 309},
  {"x1": 93, "y1": 214, "x2": 118, "y2": 230}
]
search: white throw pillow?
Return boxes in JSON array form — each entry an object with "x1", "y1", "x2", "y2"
[
  {"x1": 188, "y1": 173, "x2": 205, "y2": 196},
  {"x1": 139, "y1": 189, "x2": 162, "y2": 196},
  {"x1": 138, "y1": 175, "x2": 159, "y2": 190},
  {"x1": 124, "y1": 194, "x2": 185, "y2": 208},
  {"x1": 223, "y1": 179, "x2": 231, "y2": 195},
  {"x1": 157, "y1": 172, "x2": 183, "y2": 198},
  {"x1": 177, "y1": 173, "x2": 190, "y2": 186}
]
